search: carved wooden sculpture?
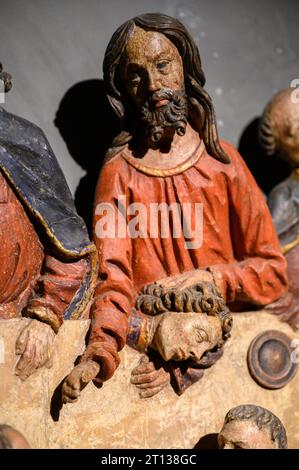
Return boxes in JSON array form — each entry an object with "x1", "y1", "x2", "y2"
[
  {"x1": 260, "y1": 88, "x2": 299, "y2": 329},
  {"x1": 0, "y1": 64, "x2": 97, "y2": 380},
  {"x1": 0, "y1": 424, "x2": 30, "y2": 449},
  {"x1": 218, "y1": 404, "x2": 287, "y2": 449},
  {"x1": 128, "y1": 282, "x2": 232, "y2": 397},
  {"x1": 62, "y1": 13, "x2": 287, "y2": 403}
]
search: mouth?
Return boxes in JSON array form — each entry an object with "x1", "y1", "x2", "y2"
[
  {"x1": 149, "y1": 89, "x2": 174, "y2": 109},
  {"x1": 154, "y1": 98, "x2": 170, "y2": 108}
]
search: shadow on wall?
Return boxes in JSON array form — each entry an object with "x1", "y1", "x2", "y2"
[
  {"x1": 55, "y1": 82, "x2": 290, "y2": 232},
  {"x1": 55, "y1": 79, "x2": 121, "y2": 235},
  {"x1": 238, "y1": 117, "x2": 289, "y2": 195}
]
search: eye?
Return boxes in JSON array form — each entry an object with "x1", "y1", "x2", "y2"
[
  {"x1": 195, "y1": 328, "x2": 208, "y2": 342},
  {"x1": 156, "y1": 61, "x2": 169, "y2": 72}
]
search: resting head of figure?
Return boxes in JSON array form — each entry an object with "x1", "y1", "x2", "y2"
[
  {"x1": 137, "y1": 282, "x2": 232, "y2": 363},
  {"x1": 151, "y1": 310, "x2": 227, "y2": 362},
  {"x1": 259, "y1": 87, "x2": 299, "y2": 167},
  {"x1": 218, "y1": 404, "x2": 287, "y2": 449},
  {"x1": 0, "y1": 63, "x2": 12, "y2": 94}
]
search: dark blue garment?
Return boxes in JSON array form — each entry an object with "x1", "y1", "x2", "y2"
[
  {"x1": 0, "y1": 106, "x2": 93, "y2": 258},
  {"x1": 268, "y1": 173, "x2": 299, "y2": 248}
]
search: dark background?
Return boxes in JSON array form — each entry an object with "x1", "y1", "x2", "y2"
[{"x1": 1, "y1": 0, "x2": 298, "y2": 226}]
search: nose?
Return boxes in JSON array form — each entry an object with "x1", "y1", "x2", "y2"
[
  {"x1": 188, "y1": 350, "x2": 196, "y2": 360},
  {"x1": 147, "y1": 70, "x2": 160, "y2": 94}
]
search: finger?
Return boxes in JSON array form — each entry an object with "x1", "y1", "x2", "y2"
[
  {"x1": 81, "y1": 364, "x2": 100, "y2": 383},
  {"x1": 158, "y1": 278, "x2": 174, "y2": 288},
  {"x1": 158, "y1": 273, "x2": 185, "y2": 288},
  {"x1": 139, "y1": 385, "x2": 165, "y2": 398},
  {"x1": 133, "y1": 373, "x2": 169, "y2": 389},
  {"x1": 131, "y1": 363, "x2": 155, "y2": 375},
  {"x1": 61, "y1": 384, "x2": 74, "y2": 398},
  {"x1": 62, "y1": 379, "x2": 80, "y2": 395},
  {"x1": 15, "y1": 339, "x2": 38, "y2": 380},
  {"x1": 15, "y1": 361, "x2": 30, "y2": 381},
  {"x1": 62, "y1": 384, "x2": 81, "y2": 398},
  {"x1": 62, "y1": 393, "x2": 79, "y2": 404},
  {"x1": 15, "y1": 327, "x2": 29, "y2": 355},
  {"x1": 65, "y1": 379, "x2": 81, "y2": 392},
  {"x1": 62, "y1": 366, "x2": 84, "y2": 390},
  {"x1": 134, "y1": 381, "x2": 162, "y2": 389},
  {"x1": 81, "y1": 372, "x2": 94, "y2": 385},
  {"x1": 130, "y1": 370, "x2": 160, "y2": 384},
  {"x1": 15, "y1": 355, "x2": 36, "y2": 381}
]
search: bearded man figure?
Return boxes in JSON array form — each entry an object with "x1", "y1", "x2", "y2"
[{"x1": 62, "y1": 13, "x2": 288, "y2": 402}]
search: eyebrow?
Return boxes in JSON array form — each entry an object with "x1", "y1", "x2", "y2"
[
  {"x1": 219, "y1": 435, "x2": 247, "y2": 447},
  {"x1": 126, "y1": 52, "x2": 173, "y2": 70},
  {"x1": 154, "y1": 52, "x2": 173, "y2": 61}
]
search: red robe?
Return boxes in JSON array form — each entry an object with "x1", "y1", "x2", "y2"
[
  {"x1": 0, "y1": 170, "x2": 90, "y2": 330},
  {"x1": 83, "y1": 140, "x2": 288, "y2": 381}
]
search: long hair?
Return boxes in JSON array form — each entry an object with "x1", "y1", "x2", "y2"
[{"x1": 103, "y1": 13, "x2": 230, "y2": 163}]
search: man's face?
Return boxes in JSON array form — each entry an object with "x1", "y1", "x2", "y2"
[
  {"x1": 279, "y1": 117, "x2": 299, "y2": 166},
  {"x1": 120, "y1": 26, "x2": 188, "y2": 144},
  {"x1": 121, "y1": 26, "x2": 184, "y2": 107},
  {"x1": 218, "y1": 420, "x2": 277, "y2": 449},
  {"x1": 271, "y1": 91, "x2": 299, "y2": 165},
  {"x1": 151, "y1": 311, "x2": 222, "y2": 362}
]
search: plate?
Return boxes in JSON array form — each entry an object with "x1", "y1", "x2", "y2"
[{"x1": 247, "y1": 330, "x2": 298, "y2": 389}]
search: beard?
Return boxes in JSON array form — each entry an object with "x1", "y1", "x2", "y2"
[{"x1": 139, "y1": 88, "x2": 188, "y2": 144}]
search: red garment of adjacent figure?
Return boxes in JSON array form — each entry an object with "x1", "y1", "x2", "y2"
[{"x1": 0, "y1": 170, "x2": 89, "y2": 329}]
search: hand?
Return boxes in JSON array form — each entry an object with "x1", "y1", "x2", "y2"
[
  {"x1": 265, "y1": 292, "x2": 299, "y2": 330},
  {"x1": 130, "y1": 355, "x2": 170, "y2": 398},
  {"x1": 62, "y1": 360, "x2": 100, "y2": 404},
  {"x1": 157, "y1": 269, "x2": 214, "y2": 291},
  {"x1": 15, "y1": 319, "x2": 55, "y2": 381}
]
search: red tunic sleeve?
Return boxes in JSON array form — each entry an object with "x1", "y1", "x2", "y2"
[
  {"x1": 25, "y1": 255, "x2": 90, "y2": 332},
  {"x1": 208, "y1": 141, "x2": 288, "y2": 306},
  {"x1": 81, "y1": 156, "x2": 136, "y2": 382}
]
